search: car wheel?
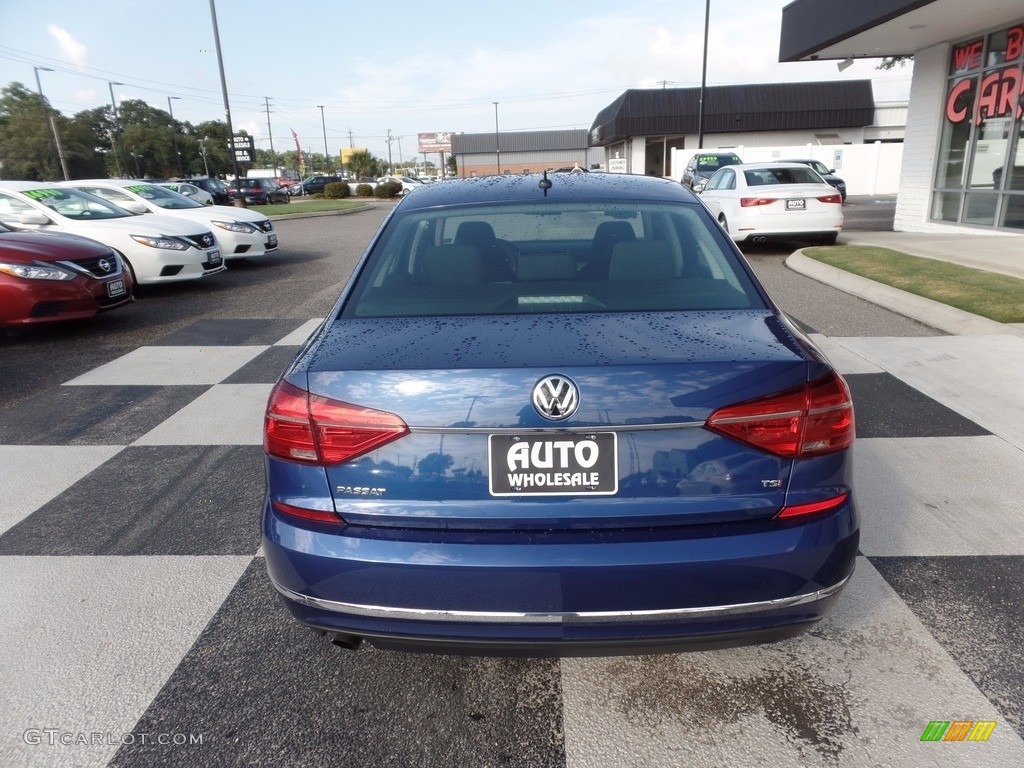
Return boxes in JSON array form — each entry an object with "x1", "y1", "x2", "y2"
[
  {"x1": 819, "y1": 232, "x2": 838, "y2": 246},
  {"x1": 718, "y1": 214, "x2": 730, "y2": 235}
]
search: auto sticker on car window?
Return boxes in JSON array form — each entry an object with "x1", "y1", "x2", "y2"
[{"x1": 22, "y1": 189, "x2": 64, "y2": 203}]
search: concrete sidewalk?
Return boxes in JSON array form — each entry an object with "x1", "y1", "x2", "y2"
[{"x1": 786, "y1": 229, "x2": 1024, "y2": 338}]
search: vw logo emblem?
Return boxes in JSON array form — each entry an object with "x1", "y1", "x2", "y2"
[
  {"x1": 97, "y1": 258, "x2": 112, "y2": 273},
  {"x1": 532, "y1": 375, "x2": 579, "y2": 421}
]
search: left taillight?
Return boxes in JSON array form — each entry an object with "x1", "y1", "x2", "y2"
[
  {"x1": 705, "y1": 371, "x2": 855, "y2": 458},
  {"x1": 264, "y1": 380, "x2": 409, "y2": 465}
]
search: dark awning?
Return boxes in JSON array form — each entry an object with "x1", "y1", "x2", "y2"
[{"x1": 588, "y1": 80, "x2": 875, "y2": 146}]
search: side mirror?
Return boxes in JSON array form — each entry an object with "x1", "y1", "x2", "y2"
[
  {"x1": 122, "y1": 201, "x2": 149, "y2": 215},
  {"x1": 692, "y1": 180, "x2": 707, "y2": 193},
  {"x1": 18, "y1": 211, "x2": 51, "y2": 225}
]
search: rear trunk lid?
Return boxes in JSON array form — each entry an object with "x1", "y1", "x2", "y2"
[{"x1": 301, "y1": 310, "x2": 818, "y2": 531}]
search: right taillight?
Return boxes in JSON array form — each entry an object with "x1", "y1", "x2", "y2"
[
  {"x1": 705, "y1": 371, "x2": 854, "y2": 458},
  {"x1": 264, "y1": 380, "x2": 408, "y2": 465}
]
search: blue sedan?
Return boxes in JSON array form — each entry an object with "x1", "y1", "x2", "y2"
[{"x1": 262, "y1": 172, "x2": 858, "y2": 655}]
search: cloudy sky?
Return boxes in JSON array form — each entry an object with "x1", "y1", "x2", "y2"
[{"x1": 1, "y1": 0, "x2": 913, "y2": 160}]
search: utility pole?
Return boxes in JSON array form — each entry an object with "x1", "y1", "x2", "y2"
[
  {"x1": 33, "y1": 67, "x2": 68, "y2": 180},
  {"x1": 167, "y1": 96, "x2": 183, "y2": 177},
  {"x1": 318, "y1": 105, "x2": 329, "y2": 173},
  {"x1": 208, "y1": 0, "x2": 244, "y2": 203},
  {"x1": 264, "y1": 96, "x2": 276, "y2": 170},
  {"x1": 386, "y1": 129, "x2": 394, "y2": 174},
  {"x1": 107, "y1": 81, "x2": 124, "y2": 177}
]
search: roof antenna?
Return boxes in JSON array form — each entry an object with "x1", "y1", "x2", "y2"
[{"x1": 539, "y1": 170, "x2": 552, "y2": 196}]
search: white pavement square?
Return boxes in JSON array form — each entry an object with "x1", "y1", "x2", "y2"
[
  {"x1": 560, "y1": 559, "x2": 1024, "y2": 768},
  {"x1": 833, "y1": 335, "x2": 1024, "y2": 450},
  {"x1": 62, "y1": 346, "x2": 268, "y2": 387},
  {"x1": 273, "y1": 318, "x2": 323, "y2": 346},
  {"x1": 0, "y1": 445, "x2": 124, "y2": 536},
  {"x1": 133, "y1": 383, "x2": 274, "y2": 446},
  {"x1": 0, "y1": 555, "x2": 252, "y2": 768},
  {"x1": 855, "y1": 436, "x2": 1024, "y2": 556}
]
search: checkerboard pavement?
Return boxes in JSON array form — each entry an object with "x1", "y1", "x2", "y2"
[{"x1": 2, "y1": 318, "x2": 1023, "y2": 767}]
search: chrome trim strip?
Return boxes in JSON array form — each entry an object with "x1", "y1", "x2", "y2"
[
  {"x1": 269, "y1": 572, "x2": 851, "y2": 625},
  {"x1": 408, "y1": 421, "x2": 706, "y2": 436}
]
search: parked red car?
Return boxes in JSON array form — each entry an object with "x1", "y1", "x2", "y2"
[{"x1": 0, "y1": 222, "x2": 134, "y2": 327}]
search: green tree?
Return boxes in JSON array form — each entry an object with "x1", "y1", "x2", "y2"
[
  {"x1": 345, "y1": 149, "x2": 378, "y2": 179},
  {"x1": 189, "y1": 120, "x2": 233, "y2": 178},
  {"x1": 0, "y1": 82, "x2": 56, "y2": 180},
  {"x1": 876, "y1": 56, "x2": 912, "y2": 70}
]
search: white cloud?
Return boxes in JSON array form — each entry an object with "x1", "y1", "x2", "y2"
[{"x1": 48, "y1": 24, "x2": 89, "y2": 67}]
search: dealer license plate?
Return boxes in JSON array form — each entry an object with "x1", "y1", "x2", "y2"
[
  {"x1": 488, "y1": 432, "x2": 618, "y2": 496},
  {"x1": 207, "y1": 250, "x2": 222, "y2": 267},
  {"x1": 105, "y1": 278, "x2": 126, "y2": 298},
  {"x1": 267, "y1": 234, "x2": 278, "y2": 248},
  {"x1": 786, "y1": 198, "x2": 806, "y2": 210}
]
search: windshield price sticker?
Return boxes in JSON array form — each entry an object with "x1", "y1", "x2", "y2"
[{"x1": 488, "y1": 433, "x2": 618, "y2": 496}]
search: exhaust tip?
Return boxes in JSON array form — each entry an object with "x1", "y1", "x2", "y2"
[{"x1": 328, "y1": 632, "x2": 363, "y2": 651}]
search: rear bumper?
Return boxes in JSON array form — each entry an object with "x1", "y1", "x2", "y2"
[{"x1": 263, "y1": 499, "x2": 859, "y2": 655}]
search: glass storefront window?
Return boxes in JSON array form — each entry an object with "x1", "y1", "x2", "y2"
[{"x1": 933, "y1": 21, "x2": 1024, "y2": 231}]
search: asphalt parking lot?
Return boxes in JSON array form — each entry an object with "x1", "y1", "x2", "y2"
[{"x1": 2, "y1": 199, "x2": 1024, "y2": 767}]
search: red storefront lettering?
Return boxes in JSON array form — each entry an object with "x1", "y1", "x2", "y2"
[
  {"x1": 975, "y1": 67, "x2": 1022, "y2": 123},
  {"x1": 945, "y1": 79, "x2": 974, "y2": 123},
  {"x1": 1007, "y1": 26, "x2": 1023, "y2": 61},
  {"x1": 952, "y1": 39, "x2": 983, "y2": 71}
]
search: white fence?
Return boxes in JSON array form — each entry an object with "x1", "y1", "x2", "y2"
[{"x1": 670, "y1": 142, "x2": 904, "y2": 196}]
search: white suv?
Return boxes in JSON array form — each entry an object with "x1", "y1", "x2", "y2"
[
  {"x1": 61, "y1": 180, "x2": 278, "y2": 261},
  {"x1": 0, "y1": 182, "x2": 224, "y2": 285}
]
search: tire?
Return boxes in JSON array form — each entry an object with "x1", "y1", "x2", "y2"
[
  {"x1": 718, "y1": 214, "x2": 730, "y2": 236},
  {"x1": 819, "y1": 232, "x2": 838, "y2": 246}
]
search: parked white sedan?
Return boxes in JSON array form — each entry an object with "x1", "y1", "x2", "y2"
[
  {"x1": 61, "y1": 180, "x2": 279, "y2": 261},
  {"x1": 0, "y1": 182, "x2": 224, "y2": 285},
  {"x1": 698, "y1": 162, "x2": 843, "y2": 245},
  {"x1": 158, "y1": 181, "x2": 214, "y2": 206}
]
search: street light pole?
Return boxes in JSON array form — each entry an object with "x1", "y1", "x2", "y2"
[
  {"x1": 167, "y1": 96, "x2": 183, "y2": 177},
  {"x1": 493, "y1": 101, "x2": 500, "y2": 175},
  {"x1": 697, "y1": 0, "x2": 711, "y2": 150},
  {"x1": 33, "y1": 66, "x2": 68, "y2": 180},
  {"x1": 317, "y1": 105, "x2": 329, "y2": 173},
  {"x1": 108, "y1": 81, "x2": 124, "y2": 177}
]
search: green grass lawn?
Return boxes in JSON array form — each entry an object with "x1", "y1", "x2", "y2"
[{"x1": 802, "y1": 245, "x2": 1024, "y2": 324}]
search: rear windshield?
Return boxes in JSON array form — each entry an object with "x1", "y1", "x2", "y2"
[
  {"x1": 696, "y1": 154, "x2": 741, "y2": 172},
  {"x1": 744, "y1": 167, "x2": 824, "y2": 186},
  {"x1": 341, "y1": 201, "x2": 765, "y2": 318}
]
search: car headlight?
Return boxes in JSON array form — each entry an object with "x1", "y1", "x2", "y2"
[
  {"x1": 211, "y1": 220, "x2": 258, "y2": 234},
  {"x1": 130, "y1": 234, "x2": 189, "y2": 250},
  {"x1": 0, "y1": 261, "x2": 76, "y2": 281}
]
